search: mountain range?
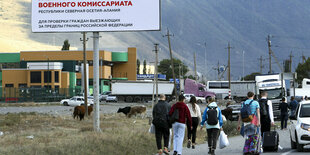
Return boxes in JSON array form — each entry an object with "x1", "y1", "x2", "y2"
[{"x1": 1, "y1": 0, "x2": 310, "y2": 80}]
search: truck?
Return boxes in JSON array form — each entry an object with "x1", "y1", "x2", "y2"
[
  {"x1": 182, "y1": 79, "x2": 216, "y2": 100},
  {"x1": 206, "y1": 81, "x2": 256, "y2": 101},
  {"x1": 110, "y1": 80, "x2": 174, "y2": 102},
  {"x1": 291, "y1": 78, "x2": 310, "y2": 99},
  {"x1": 255, "y1": 73, "x2": 287, "y2": 119},
  {"x1": 231, "y1": 81, "x2": 256, "y2": 102}
]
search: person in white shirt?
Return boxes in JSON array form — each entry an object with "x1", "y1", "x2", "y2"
[
  {"x1": 258, "y1": 91, "x2": 274, "y2": 136},
  {"x1": 186, "y1": 96, "x2": 202, "y2": 149}
]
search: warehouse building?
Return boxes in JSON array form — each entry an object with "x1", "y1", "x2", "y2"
[{"x1": 0, "y1": 47, "x2": 137, "y2": 101}]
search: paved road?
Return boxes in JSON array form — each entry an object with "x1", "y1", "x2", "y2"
[{"x1": 183, "y1": 129, "x2": 310, "y2": 155}]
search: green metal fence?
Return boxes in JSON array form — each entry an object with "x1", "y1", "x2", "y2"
[{"x1": 0, "y1": 87, "x2": 82, "y2": 103}]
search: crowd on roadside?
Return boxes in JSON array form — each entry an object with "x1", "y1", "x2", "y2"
[{"x1": 151, "y1": 92, "x2": 304, "y2": 155}]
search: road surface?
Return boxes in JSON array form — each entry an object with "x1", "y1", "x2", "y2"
[{"x1": 183, "y1": 128, "x2": 310, "y2": 155}]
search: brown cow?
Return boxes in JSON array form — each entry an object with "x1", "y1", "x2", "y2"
[
  {"x1": 127, "y1": 106, "x2": 147, "y2": 118},
  {"x1": 73, "y1": 105, "x2": 93, "y2": 121}
]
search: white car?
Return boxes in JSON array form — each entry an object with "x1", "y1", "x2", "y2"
[
  {"x1": 289, "y1": 101, "x2": 310, "y2": 152},
  {"x1": 60, "y1": 96, "x2": 94, "y2": 106},
  {"x1": 99, "y1": 91, "x2": 111, "y2": 102},
  {"x1": 184, "y1": 94, "x2": 205, "y2": 103},
  {"x1": 106, "y1": 96, "x2": 117, "y2": 102}
]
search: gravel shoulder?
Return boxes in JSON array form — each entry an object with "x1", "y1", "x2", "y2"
[{"x1": 0, "y1": 102, "x2": 151, "y2": 116}]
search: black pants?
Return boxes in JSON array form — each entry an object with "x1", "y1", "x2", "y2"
[
  {"x1": 261, "y1": 117, "x2": 271, "y2": 137},
  {"x1": 207, "y1": 128, "x2": 220, "y2": 150},
  {"x1": 281, "y1": 114, "x2": 288, "y2": 129},
  {"x1": 155, "y1": 126, "x2": 170, "y2": 150},
  {"x1": 187, "y1": 117, "x2": 199, "y2": 143}
]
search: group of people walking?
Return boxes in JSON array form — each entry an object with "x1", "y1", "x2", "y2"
[
  {"x1": 152, "y1": 91, "x2": 303, "y2": 155},
  {"x1": 152, "y1": 94, "x2": 223, "y2": 155}
]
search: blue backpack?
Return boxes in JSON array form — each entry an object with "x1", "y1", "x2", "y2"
[{"x1": 241, "y1": 100, "x2": 254, "y2": 122}]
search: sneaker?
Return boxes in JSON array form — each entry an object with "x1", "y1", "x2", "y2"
[
  {"x1": 187, "y1": 140, "x2": 191, "y2": 148},
  {"x1": 192, "y1": 144, "x2": 195, "y2": 149},
  {"x1": 208, "y1": 148, "x2": 212, "y2": 154},
  {"x1": 158, "y1": 149, "x2": 163, "y2": 155},
  {"x1": 163, "y1": 147, "x2": 169, "y2": 155},
  {"x1": 211, "y1": 149, "x2": 215, "y2": 155},
  {"x1": 173, "y1": 151, "x2": 177, "y2": 155}
]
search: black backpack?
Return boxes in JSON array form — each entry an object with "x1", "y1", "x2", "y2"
[
  {"x1": 169, "y1": 108, "x2": 179, "y2": 124},
  {"x1": 207, "y1": 107, "x2": 218, "y2": 125},
  {"x1": 152, "y1": 104, "x2": 169, "y2": 128},
  {"x1": 259, "y1": 99, "x2": 269, "y2": 118}
]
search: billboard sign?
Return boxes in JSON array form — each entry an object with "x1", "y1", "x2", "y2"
[
  {"x1": 31, "y1": 0, "x2": 160, "y2": 32},
  {"x1": 137, "y1": 74, "x2": 166, "y2": 80}
]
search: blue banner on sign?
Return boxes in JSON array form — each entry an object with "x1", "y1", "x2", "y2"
[
  {"x1": 169, "y1": 78, "x2": 180, "y2": 84},
  {"x1": 137, "y1": 74, "x2": 166, "y2": 80}
]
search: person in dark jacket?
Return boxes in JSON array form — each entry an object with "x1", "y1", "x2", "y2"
[
  {"x1": 289, "y1": 96, "x2": 298, "y2": 116},
  {"x1": 152, "y1": 94, "x2": 171, "y2": 155},
  {"x1": 279, "y1": 97, "x2": 289, "y2": 130},
  {"x1": 169, "y1": 95, "x2": 192, "y2": 155}
]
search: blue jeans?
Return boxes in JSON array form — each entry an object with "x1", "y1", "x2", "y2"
[{"x1": 173, "y1": 122, "x2": 186, "y2": 154}]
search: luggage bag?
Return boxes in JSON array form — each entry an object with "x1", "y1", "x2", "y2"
[{"x1": 262, "y1": 130, "x2": 279, "y2": 152}]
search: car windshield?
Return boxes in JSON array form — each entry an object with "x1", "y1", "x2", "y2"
[
  {"x1": 103, "y1": 91, "x2": 111, "y2": 95},
  {"x1": 300, "y1": 104, "x2": 310, "y2": 117},
  {"x1": 260, "y1": 88, "x2": 283, "y2": 100}
]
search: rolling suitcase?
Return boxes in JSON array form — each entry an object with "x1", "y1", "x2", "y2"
[
  {"x1": 243, "y1": 127, "x2": 261, "y2": 155},
  {"x1": 262, "y1": 129, "x2": 279, "y2": 152}
]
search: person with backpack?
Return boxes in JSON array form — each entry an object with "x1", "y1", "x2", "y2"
[
  {"x1": 186, "y1": 96, "x2": 202, "y2": 149},
  {"x1": 258, "y1": 91, "x2": 274, "y2": 136},
  {"x1": 169, "y1": 94, "x2": 192, "y2": 155},
  {"x1": 279, "y1": 97, "x2": 289, "y2": 130},
  {"x1": 200, "y1": 97, "x2": 223, "y2": 155},
  {"x1": 152, "y1": 94, "x2": 171, "y2": 155},
  {"x1": 238, "y1": 92, "x2": 261, "y2": 154}
]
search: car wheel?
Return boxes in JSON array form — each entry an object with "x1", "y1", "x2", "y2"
[
  {"x1": 63, "y1": 102, "x2": 69, "y2": 106},
  {"x1": 290, "y1": 134, "x2": 297, "y2": 149},
  {"x1": 197, "y1": 100, "x2": 202, "y2": 104},
  {"x1": 296, "y1": 132, "x2": 304, "y2": 152}
]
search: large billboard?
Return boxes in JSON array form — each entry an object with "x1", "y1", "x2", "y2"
[{"x1": 31, "y1": 0, "x2": 160, "y2": 32}]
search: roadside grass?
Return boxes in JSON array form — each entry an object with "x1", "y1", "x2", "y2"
[
  {"x1": 0, "y1": 113, "x2": 239, "y2": 155},
  {"x1": 0, "y1": 113, "x2": 157, "y2": 155},
  {"x1": 0, "y1": 102, "x2": 60, "y2": 107}
]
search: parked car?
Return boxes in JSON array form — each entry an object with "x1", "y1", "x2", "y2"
[
  {"x1": 184, "y1": 93, "x2": 205, "y2": 103},
  {"x1": 289, "y1": 101, "x2": 310, "y2": 152},
  {"x1": 99, "y1": 91, "x2": 111, "y2": 102},
  {"x1": 106, "y1": 95, "x2": 117, "y2": 102},
  {"x1": 60, "y1": 96, "x2": 93, "y2": 106}
]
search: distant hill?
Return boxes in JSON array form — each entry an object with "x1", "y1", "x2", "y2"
[{"x1": 1, "y1": 0, "x2": 310, "y2": 80}]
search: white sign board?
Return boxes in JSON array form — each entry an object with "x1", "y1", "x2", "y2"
[{"x1": 31, "y1": 0, "x2": 160, "y2": 32}]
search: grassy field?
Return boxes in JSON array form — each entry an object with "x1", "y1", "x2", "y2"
[{"x1": 0, "y1": 113, "x2": 238, "y2": 155}]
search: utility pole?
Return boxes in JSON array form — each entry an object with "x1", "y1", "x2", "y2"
[
  {"x1": 194, "y1": 52, "x2": 198, "y2": 82},
  {"x1": 80, "y1": 32, "x2": 89, "y2": 116},
  {"x1": 259, "y1": 56, "x2": 263, "y2": 74},
  {"x1": 154, "y1": 43, "x2": 159, "y2": 104},
  {"x1": 204, "y1": 42, "x2": 207, "y2": 81},
  {"x1": 267, "y1": 35, "x2": 272, "y2": 74},
  {"x1": 164, "y1": 29, "x2": 178, "y2": 101},
  {"x1": 93, "y1": 32, "x2": 100, "y2": 132},
  {"x1": 289, "y1": 51, "x2": 293, "y2": 73},
  {"x1": 217, "y1": 61, "x2": 220, "y2": 80},
  {"x1": 226, "y1": 42, "x2": 233, "y2": 89},
  {"x1": 242, "y1": 51, "x2": 245, "y2": 81}
]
